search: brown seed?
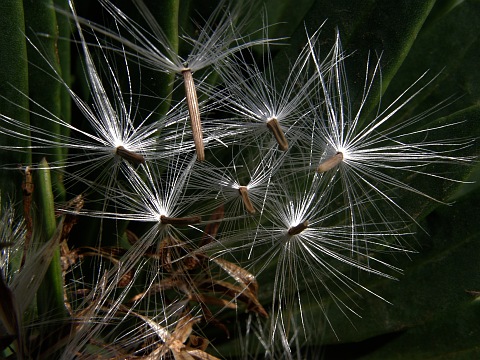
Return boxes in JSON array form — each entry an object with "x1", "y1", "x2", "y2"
[
  {"x1": 266, "y1": 117, "x2": 288, "y2": 151},
  {"x1": 238, "y1": 186, "x2": 256, "y2": 214},
  {"x1": 317, "y1": 152, "x2": 343, "y2": 173},
  {"x1": 288, "y1": 220, "x2": 309, "y2": 236},
  {"x1": 116, "y1": 146, "x2": 145, "y2": 165},
  {"x1": 160, "y1": 215, "x2": 201, "y2": 226},
  {"x1": 182, "y1": 68, "x2": 205, "y2": 161}
]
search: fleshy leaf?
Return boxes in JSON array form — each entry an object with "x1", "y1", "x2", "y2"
[{"x1": 0, "y1": 0, "x2": 30, "y2": 206}]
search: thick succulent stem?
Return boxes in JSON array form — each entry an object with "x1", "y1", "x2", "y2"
[{"x1": 36, "y1": 158, "x2": 66, "y2": 323}]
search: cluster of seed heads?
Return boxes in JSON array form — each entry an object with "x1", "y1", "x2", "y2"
[{"x1": 0, "y1": 0, "x2": 474, "y2": 358}]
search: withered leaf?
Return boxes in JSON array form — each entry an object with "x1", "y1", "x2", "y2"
[
  {"x1": 185, "y1": 349, "x2": 221, "y2": 360},
  {"x1": 200, "y1": 279, "x2": 268, "y2": 318},
  {"x1": 190, "y1": 293, "x2": 237, "y2": 310},
  {"x1": 200, "y1": 204, "x2": 224, "y2": 247},
  {"x1": 0, "y1": 272, "x2": 21, "y2": 351},
  {"x1": 212, "y1": 258, "x2": 258, "y2": 295},
  {"x1": 187, "y1": 335, "x2": 209, "y2": 351}
]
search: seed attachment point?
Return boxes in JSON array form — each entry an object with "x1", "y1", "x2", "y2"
[
  {"x1": 182, "y1": 68, "x2": 205, "y2": 161},
  {"x1": 238, "y1": 186, "x2": 256, "y2": 214},
  {"x1": 317, "y1": 152, "x2": 343, "y2": 173},
  {"x1": 160, "y1": 215, "x2": 201, "y2": 226},
  {"x1": 266, "y1": 118, "x2": 288, "y2": 151},
  {"x1": 116, "y1": 146, "x2": 145, "y2": 165},
  {"x1": 288, "y1": 220, "x2": 309, "y2": 236}
]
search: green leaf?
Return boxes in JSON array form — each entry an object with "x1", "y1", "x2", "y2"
[
  {"x1": 0, "y1": 0, "x2": 30, "y2": 206},
  {"x1": 388, "y1": 105, "x2": 480, "y2": 222},
  {"x1": 277, "y1": 0, "x2": 436, "y2": 113},
  {"x1": 384, "y1": 0, "x2": 480, "y2": 117},
  {"x1": 53, "y1": 0, "x2": 72, "y2": 160},
  {"x1": 249, "y1": 0, "x2": 316, "y2": 40},
  {"x1": 141, "y1": 0, "x2": 179, "y2": 116},
  {"x1": 319, "y1": 186, "x2": 480, "y2": 357},
  {"x1": 23, "y1": 0, "x2": 66, "y2": 199}
]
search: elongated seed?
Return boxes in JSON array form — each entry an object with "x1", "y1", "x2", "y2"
[
  {"x1": 182, "y1": 68, "x2": 205, "y2": 161},
  {"x1": 266, "y1": 118, "x2": 288, "y2": 151},
  {"x1": 238, "y1": 186, "x2": 256, "y2": 214},
  {"x1": 288, "y1": 220, "x2": 309, "y2": 236},
  {"x1": 317, "y1": 152, "x2": 343, "y2": 173},
  {"x1": 160, "y1": 215, "x2": 201, "y2": 226},
  {"x1": 116, "y1": 146, "x2": 145, "y2": 165}
]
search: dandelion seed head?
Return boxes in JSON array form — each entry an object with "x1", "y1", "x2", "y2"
[
  {"x1": 230, "y1": 181, "x2": 242, "y2": 190},
  {"x1": 156, "y1": 213, "x2": 167, "y2": 223},
  {"x1": 113, "y1": 139, "x2": 125, "y2": 149},
  {"x1": 286, "y1": 217, "x2": 307, "y2": 232},
  {"x1": 280, "y1": 198, "x2": 311, "y2": 234},
  {"x1": 337, "y1": 147, "x2": 348, "y2": 159},
  {"x1": 287, "y1": 221, "x2": 309, "y2": 237}
]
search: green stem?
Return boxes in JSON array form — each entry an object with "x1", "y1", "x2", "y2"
[{"x1": 35, "y1": 158, "x2": 66, "y2": 324}]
